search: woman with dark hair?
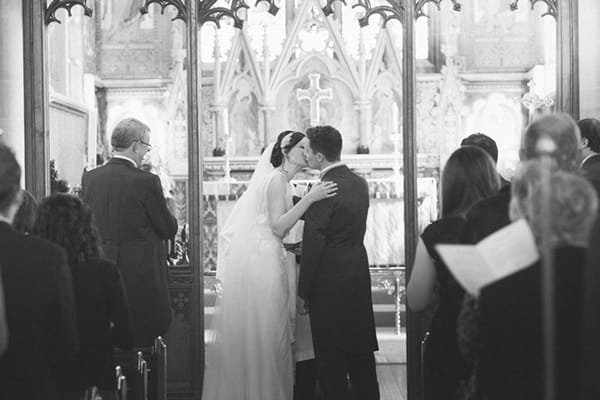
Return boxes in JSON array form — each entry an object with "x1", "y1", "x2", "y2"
[
  {"x1": 12, "y1": 190, "x2": 37, "y2": 234},
  {"x1": 33, "y1": 194, "x2": 133, "y2": 399},
  {"x1": 202, "y1": 131, "x2": 336, "y2": 400},
  {"x1": 406, "y1": 145, "x2": 499, "y2": 400}
]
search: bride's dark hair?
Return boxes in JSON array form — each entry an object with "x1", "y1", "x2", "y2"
[{"x1": 270, "y1": 130, "x2": 306, "y2": 167}]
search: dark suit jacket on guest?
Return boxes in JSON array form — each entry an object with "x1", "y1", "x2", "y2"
[
  {"x1": 581, "y1": 154, "x2": 600, "y2": 195},
  {"x1": 581, "y1": 217, "x2": 600, "y2": 400},
  {"x1": 579, "y1": 156, "x2": 600, "y2": 399},
  {"x1": 298, "y1": 165, "x2": 378, "y2": 353},
  {"x1": 0, "y1": 222, "x2": 79, "y2": 400},
  {"x1": 478, "y1": 246, "x2": 585, "y2": 400},
  {"x1": 82, "y1": 157, "x2": 178, "y2": 346},
  {"x1": 68, "y1": 258, "x2": 134, "y2": 391}
]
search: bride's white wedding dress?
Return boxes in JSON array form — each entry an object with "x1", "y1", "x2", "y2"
[{"x1": 202, "y1": 145, "x2": 298, "y2": 400}]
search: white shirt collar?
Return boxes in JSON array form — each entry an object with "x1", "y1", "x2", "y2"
[
  {"x1": 112, "y1": 155, "x2": 138, "y2": 168},
  {"x1": 319, "y1": 162, "x2": 345, "y2": 179}
]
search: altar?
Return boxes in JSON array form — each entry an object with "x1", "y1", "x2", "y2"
[{"x1": 185, "y1": 153, "x2": 440, "y2": 273}]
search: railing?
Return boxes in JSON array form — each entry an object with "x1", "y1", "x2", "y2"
[{"x1": 371, "y1": 266, "x2": 406, "y2": 335}]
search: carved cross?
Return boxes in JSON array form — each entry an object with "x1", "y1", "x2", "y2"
[{"x1": 296, "y1": 74, "x2": 333, "y2": 126}]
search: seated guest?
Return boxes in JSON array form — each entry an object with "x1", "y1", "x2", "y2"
[
  {"x1": 33, "y1": 194, "x2": 134, "y2": 398},
  {"x1": 461, "y1": 132, "x2": 510, "y2": 188},
  {"x1": 476, "y1": 161, "x2": 597, "y2": 400},
  {"x1": 407, "y1": 145, "x2": 499, "y2": 400},
  {"x1": 12, "y1": 189, "x2": 37, "y2": 234},
  {"x1": 0, "y1": 144, "x2": 79, "y2": 400}
]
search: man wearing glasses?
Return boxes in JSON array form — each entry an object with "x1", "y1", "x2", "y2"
[{"x1": 82, "y1": 118, "x2": 177, "y2": 347}]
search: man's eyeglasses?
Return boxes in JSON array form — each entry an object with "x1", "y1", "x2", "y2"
[{"x1": 137, "y1": 140, "x2": 152, "y2": 150}]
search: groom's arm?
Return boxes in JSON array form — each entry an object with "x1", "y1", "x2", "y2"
[{"x1": 298, "y1": 198, "x2": 334, "y2": 301}]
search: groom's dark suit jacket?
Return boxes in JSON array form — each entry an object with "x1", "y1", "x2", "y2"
[
  {"x1": 82, "y1": 157, "x2": 178, "y2": 346},
  {"x1": 298, "y1": 165, "x2": 378, "y2": 353}
]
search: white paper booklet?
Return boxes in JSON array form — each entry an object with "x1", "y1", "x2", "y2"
[{"x1": 435, "y1": 219, "x2": 539, "y2": 297}]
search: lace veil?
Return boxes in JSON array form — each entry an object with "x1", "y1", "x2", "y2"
[{"x1": 215, "y1": 143, "x2": 275, "y2": 283}]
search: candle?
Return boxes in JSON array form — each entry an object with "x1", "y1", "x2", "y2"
[
  {"x1": 392, "y1": 103, "x2": 399, "y2": 134},
  {"x1": 223, "y1": 108, "x2": 230, "y2": 137}
]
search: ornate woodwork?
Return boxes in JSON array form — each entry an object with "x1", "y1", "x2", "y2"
[
  {"x1": 141, "y1": 0, "x2": 188, "y2": 22},
  {"x1": 353, "y1": 0, "x2": 406, "y2": 27},
  {"x1": 197, "y1": 0, "x2": 250, "y2": 28},
  {"x1": 415, "y1": 0, "x2": 462, "y2": 19},
  {"x1": 256, "y1": 0, "x2": 281, "y2": 16},
  {"x1": 183, "y1": 0, "x2": 203, "y2": 397},
  {"x1": 45, "y1": 0, "x2": 93, "y2": 25},
  {"x1": 322, "y1": 0, "x2": 345, "y2": 16},
  {"x1": 24, "y1": 1, "x2": 50, "y2": 198},
  {"x1": 510, "y1": 0, "x2": 558, "y2": 18}
]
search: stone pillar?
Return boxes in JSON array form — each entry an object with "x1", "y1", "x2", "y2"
[{"x1": 0, "y1": 0, "x2": 25, "y2": 168}]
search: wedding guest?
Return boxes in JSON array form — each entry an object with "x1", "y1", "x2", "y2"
[
  {"x1": 579, "y1": 118, "x2": 600, "y2": 399},
  {"x1": 459, "y1": 113, "x2": 582, "y2": 245},
  {"x1": 0, "y1": 143, "x2": 79, "y2": 400},
  {"x1": 82, "y1": 118, "x2": 177, "y2": 346},
  {"x1": 12, "y1": 189, "x2": 37, "y2": 234},
  {"x1": 407, "y1": 145, "x2": 499, "y2": 400},
  {"x1": 475, "y1": 161, "x2": 597, "y2": 400},
  {"x1": 461, "y1": 132, "x2": 510, "y2": 188},
  {"x1": 33, "y1": 194, "x2": 133, "y2": 398},
  {"x1": 578, "y1": 118, "x2": 600, "y2": 194}
]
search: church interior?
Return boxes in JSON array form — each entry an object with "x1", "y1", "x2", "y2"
[{"x1": 1, "y1": 0, "x2": 599, "y2": 399}]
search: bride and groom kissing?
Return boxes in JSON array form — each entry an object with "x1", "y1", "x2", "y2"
[{"x1": 202, "y1": 125, "x2": 380, "y2": 400}]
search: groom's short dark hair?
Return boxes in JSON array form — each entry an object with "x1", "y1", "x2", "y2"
[{"x1": 306, "y1": 126, "x2": 342, "y2": 162}]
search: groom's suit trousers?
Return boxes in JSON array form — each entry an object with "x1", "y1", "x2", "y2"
[{"x1": 313, "y1": 344, "x2": 379, "y2": 400}]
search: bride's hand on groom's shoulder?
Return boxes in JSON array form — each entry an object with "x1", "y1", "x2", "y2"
[
  {"x1": 306, "y1": 181, "x2": 337, "y2": 203},
  {"x1": 297, "y1": 297, "x2": 310, "y2": 315}
]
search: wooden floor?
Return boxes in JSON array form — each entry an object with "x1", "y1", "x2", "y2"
[{"x1": 377, "y1": 364, "x2": 407, "y2": 400}]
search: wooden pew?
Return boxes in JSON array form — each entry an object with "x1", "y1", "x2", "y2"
[
  {"x1": 83, "y1": 386, "x2": 99, "y2": 400},
  {"x1": 113, "y1": 336, "x2": 166, "y2": 400}
]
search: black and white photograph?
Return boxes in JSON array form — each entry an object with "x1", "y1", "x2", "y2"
[{"x1": 0, "y1": 0, "x2": 599, "y2": 399}]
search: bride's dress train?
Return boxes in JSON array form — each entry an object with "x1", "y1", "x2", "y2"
[{"x1": 202, "y1": 155, "x2": 296, "y2": 400}]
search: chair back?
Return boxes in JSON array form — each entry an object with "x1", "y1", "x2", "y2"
[
  {"x1": 116, "y1": 365, "x2": 127, "y2": 400},
  {"x1": 151, "y1": 336, "x2": 167, "y2": 400},
  {"x1": 134, "y1": 351, "x2": 148, "y2": 400},
  {"x1": 83, "y1": 386, "x2": 99, "y2": 400}
]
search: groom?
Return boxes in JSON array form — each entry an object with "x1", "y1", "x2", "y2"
[{"x1": 298, "y1": 125, "x2": 380, "y2": 400}]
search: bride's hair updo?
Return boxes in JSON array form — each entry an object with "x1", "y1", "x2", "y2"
[{"x1": 270, "y1": 130, "x2": 306, "y2": 167}]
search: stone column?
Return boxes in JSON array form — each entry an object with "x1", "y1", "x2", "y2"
[{"x1": 0, "y1": 0, "x2": 25, "y2": 168}]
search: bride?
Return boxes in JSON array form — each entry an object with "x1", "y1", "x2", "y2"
[{"x1": 202, "y1": 130, "x2": 337, "y2": 400}]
